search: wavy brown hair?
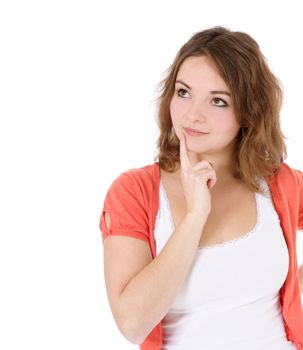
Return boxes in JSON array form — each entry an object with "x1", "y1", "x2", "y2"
[{"x1": 152, "y1": 26, "x2": 288, "y2": 194}]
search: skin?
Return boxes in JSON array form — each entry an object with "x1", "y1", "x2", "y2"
[
  {"x1": 170, "y1": 55, "x2": 241, "y2": 186},
  {"x1": 167, "y1": 54, "x2": 303, "y2": 291},
  {"x1": 161, "y1": 54, "x2": 257, "y2": 248}
]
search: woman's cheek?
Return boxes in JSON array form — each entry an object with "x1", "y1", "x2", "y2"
[
  {"x1": 213, "y1": 113, "x2": 237, "y2": 132},
  {"x1": 170, "y1": 97, "x2": 178, "y2": 116},
  {"x1": 170, "y1": 97, "x2": 187, "y2": 121},
  {"x1": 216, "y1": 122, "x2": 241, "y2": 142}
]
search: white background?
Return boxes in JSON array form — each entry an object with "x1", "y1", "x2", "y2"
[{"x1": 0, "y1": 0, "x2": 302, "y2": 349}]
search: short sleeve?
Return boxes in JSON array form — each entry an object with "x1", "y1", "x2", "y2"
[
  {"x1": 296, "y1": 169, "x2": 303, "y2": 231},
  {"x1": 99, "y1": 173, "x2": 150, "y2": 244}
]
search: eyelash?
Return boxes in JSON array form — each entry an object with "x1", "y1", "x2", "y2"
[{"x1": 176, "y1": 88, "x2": 228, "y2": 108}]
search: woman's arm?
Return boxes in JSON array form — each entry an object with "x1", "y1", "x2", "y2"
[{"x1": 118, "y1": 212, "x2": 208, "y2": 344}]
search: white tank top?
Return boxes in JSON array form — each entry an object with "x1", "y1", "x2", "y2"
[{"x1": 154, "y1": 178, "x2": 297, "y2": 350}]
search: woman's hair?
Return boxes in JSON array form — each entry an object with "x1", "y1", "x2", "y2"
[{"x1": 153, "y1": 26, "x2": 288, "y2": 194}]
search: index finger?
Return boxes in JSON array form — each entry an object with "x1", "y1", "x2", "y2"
[{"x1": 179, "y1": 132, "x2": 191, "y2": 169}]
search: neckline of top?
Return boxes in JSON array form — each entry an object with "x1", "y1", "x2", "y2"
[{"x1": 159, "y1": 180, "x2": 262, "y2": 252}]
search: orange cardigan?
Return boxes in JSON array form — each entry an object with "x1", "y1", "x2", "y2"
[{"x1": 99, "y1": 161, "x2": 303, "y2": 350}]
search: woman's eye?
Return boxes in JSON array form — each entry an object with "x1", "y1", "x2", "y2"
[
  {"x1": 212, "y1": 97, "x2": 227, "y2": 107},
  {"x1": 177, "y1": 88, "x2": 189, "y2": 98},
  {"x1": 176, "y1": 89, "x2": 228, "y2": 107}
]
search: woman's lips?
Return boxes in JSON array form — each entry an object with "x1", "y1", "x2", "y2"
[{"x1": 184, "y1": 127, "x2": 209, "y2": 136}]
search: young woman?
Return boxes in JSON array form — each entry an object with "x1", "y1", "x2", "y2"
[{"x1": 100, "y1": 26, "x2": 303, "y2": 350}]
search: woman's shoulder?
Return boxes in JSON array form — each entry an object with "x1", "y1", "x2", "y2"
[
  {"x1": 117, "y1": 162, "x2": 160, "y2": 182},
  {"x1": 266, "y1": 161, "x2": 303, "y2": 193},
  {"x1": 106, "y1": 162, "x2": 160, "y2": 195},
  {"x1": 274, "y1": 161, "x2": 303, "y2": 180}
]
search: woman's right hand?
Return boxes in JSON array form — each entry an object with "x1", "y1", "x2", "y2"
[{"x1": 179, "y1": 132, "x2": 217, "y2": 217}]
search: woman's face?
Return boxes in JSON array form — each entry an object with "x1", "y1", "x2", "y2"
[{"x1": 170, "y1": 55, "x2": 241, "y2": 158}]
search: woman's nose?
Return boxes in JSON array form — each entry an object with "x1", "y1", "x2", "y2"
[{"x1": 185, "y1": 101, "x2": 207, "y2": 122}]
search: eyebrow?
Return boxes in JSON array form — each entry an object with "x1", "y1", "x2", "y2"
[{"x1": 175, "y1": 79, "x2": 231, "y2": 97}]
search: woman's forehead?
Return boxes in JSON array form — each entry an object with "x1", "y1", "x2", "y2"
[{"x1": 176, "y1": 56, "x2": 230, "y2": 92}]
